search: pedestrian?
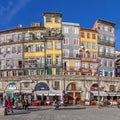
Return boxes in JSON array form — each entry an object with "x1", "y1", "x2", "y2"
[
  {"x1": 7, "y1": 96, "x2": 14, "y2": 113},
  {"x1": 3, "y1": 96, "x2": 8, "y2": 114},
  {"x1": 23, "y1": 98, "x2": 29, "y2": 110},
  {"x1": 11, "y1": 97, "x2": 15, "y2": 106},
  {"x1": 53, "y1": 99, "x2": 59, "y2": 110}
]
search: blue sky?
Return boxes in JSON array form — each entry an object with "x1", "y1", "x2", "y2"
[{"x1": 0, "y1": 0, "x2": 120, "y2": 50}]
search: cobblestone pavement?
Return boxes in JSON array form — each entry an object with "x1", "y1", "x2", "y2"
[{"x1": 0, "y1": 105, "x2": 120, "y2": 120}]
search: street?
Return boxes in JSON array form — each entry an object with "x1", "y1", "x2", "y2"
[{"x1": 0, "y1": 105, "x2": 120, "y2": 120}]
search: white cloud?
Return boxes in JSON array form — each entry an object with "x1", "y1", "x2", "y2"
[{"x1": 0, "y1": 0, "x2": 31, "y2": 25}]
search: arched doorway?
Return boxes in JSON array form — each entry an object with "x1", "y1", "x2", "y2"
[
  {"x1": 90, "y1": 83, "x2": 107, "y2": 105},
  {"x1": 5, "y1": 82, "x2": 18, "y2": 101},
  {"x1": 66, "y1": 82, "x2": 82, "y2": 104},
  {"x1": 34, "y1": 82, "x2": 51, "y2": 105}
]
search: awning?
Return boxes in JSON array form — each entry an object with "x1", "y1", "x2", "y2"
[
  {"x1": 90, "y1": 91, "x2": 108, "y2": 96},
  {"x1": 35, "y1": 91, "x2": 62, "y2": 96},
  {"x1": 107, "y1": 92, "x2": 120, "y2": 96}
]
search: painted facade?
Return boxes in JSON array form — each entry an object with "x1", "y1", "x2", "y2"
[
  {"x1": 92, "y1": 19, "x2": 116, "y2": 77},
  {"x1": 0, "y1": 12, "x2": 120, "y2": 105},
  {"x1": 80, "y1": 28, "x2": 98, "y2": 76},
  {"x1": 62, "y1": 22, "x2": 80, "y2": 75}
]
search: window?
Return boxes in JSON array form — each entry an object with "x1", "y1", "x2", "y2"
[
  {"x1": 55, "y1": 17, "x2": 61, "y2": 23},
  {"x1": 12, "y1": 47, "x2": 16, "y2": 53},
  {"x1": 24, "y1": 33, "x2": 33, "y2": 41},
  {"x1": 46, "y1": 42, "x2": 52, "y2": 49},
  {"x1": 54, "y1": 81, "x2": 60, "y2": 90},
  {"x1": 74, "y1": 39, "x2": 79, "y2": 45},
  {"x1": 47, "y1": 68, "x2": 52, "y2": 75},
  {"x1": 99, "y1": 71, "x2": 103, "y2": 76},
  {"x1": 55, "y1": 41, "x2": 61, "y2": 49},
  {"x1": 81, "y1": 32, "x2": 85, "y2": 38},
  {"x1": 18, "y1": 46, "x2": 22, "y2": 53},
  {"x1": 87, "y1": 42, "x2": 91, "y2": 49},
  {"x1": 36, "y1": 44, "x2": 43, "y2": 51},
  {"x1": 36, "y1": 70, "x2": 40, "y2": 75},
  {"x1": 63, "y1": 38, "x2": 69, "y2": 45},
  {"x1": 0, "y1": 36, "x2": 5, "y2": 43},
  {"x1": 87, "y1": 33, "x2": 90, "y2": 38},
  {"x1": 104, "y1": 60, "x2": 107, "y2": 66},
  {"x1": 12, "y1": 34, "x2": 17, "y2": 41},
  {"x1": 74, "y1": 28, "x2": 79, "y2": 34},
  {"x1": 6, "y1": 35, "x2": 12, "y2": 41},
  {"x1": 24, "y1": 82, "x2": 30, "y2": 88},
  {"x1": 63, "y1": 49, "x2": 69, "y2": 57},
  {"x1": 92, "y1": 43, "x2": 96, "y2": 49},
  {"x1": 104, "y1": 71, "x2": 108, "y2": 76},
  {"x1": 63, "y1": 27, "x2": 68, "y2": 33},
  {"x1": 56, "y1": 56, "x2": 61, "y2": 65},
  {"x1": 29, "y1": 45, "x2": 34, "y2": 52},
  {"x1": 110, "y1": 72, "x2": 113, "y2": 77},
  {"x1": 24, "y1": 46, "x2": 28, "y2": 52},
  {"x1": 92, "y1": 53, "x2": 97, "y2": 59},
  {"x1": 18, "y1": 34, "x2": 22, "y2": 41},
  {"x1": 73, "y1": 50, "x2": 78, "y2": 58},
  {"x1": 24, "y1": 70, "x2": 29, "y2": 75},
  {"x1": 56, "y1": 68, "x2": 61, "y2": 75},
  {"x1": 30, "y1": 70, "x2": 34, "y2": 75},
  {"x1": 6, "y1": 47, "x2": 11, "y2": 54},
  {"x1": 92, "y1": 34, "x2": 96, "y2": 39},
  {"x1": 46, "y1": 17, "x2": 51, "y2": 22},
  {"x1": 110, "y1": 61, "x2": 112, "y2": 67},
  {"x1": 74, "y1": 61, "x2": 79, "y2": 70},
  {"x1": 36, "y1": 32, "x2": 41, "y2": 40},
  {"x1": 46, "y1": 56, "x2": 52, "y2": 65}
]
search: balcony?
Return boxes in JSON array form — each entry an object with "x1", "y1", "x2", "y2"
[
  {"x1": 81, "y1": 68, "x2": 92, "y2": 74},
  {"x1": 98, "y1": 39, "x2": 115, "y2": 47},
  {"x1": 46, "y1": 62, "x2": 62, "y2": 68},
  {"x1": 81, "y1": 57, "x2": 98, "y2": 63},
  {"x1": 63, "y1": 66, "x2": 80, "y2": 71},
  {"x1": 62, "y1": 53, "x2": 80, "y2": 59},
  {"x1": 99, "y1": 52, "x2": 115, "y2": 59}
]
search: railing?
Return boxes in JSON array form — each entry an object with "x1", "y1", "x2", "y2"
[
  {"x1": 98, "y1": 39, "x2": 115, "y2": 47},
  {"x1": 62, "y1": 53, "x2": 80, "y2": 59},
  {"x1": 98, "y1": 52, "x2": 115, "y2": 58}
]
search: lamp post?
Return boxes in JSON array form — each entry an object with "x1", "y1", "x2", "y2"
[
  {"x1": 79, "y1": 46, "x2": 89, "y2": 102},
  {"x1": 97, "y1": 64, "x2": 101, "y2": 108}
]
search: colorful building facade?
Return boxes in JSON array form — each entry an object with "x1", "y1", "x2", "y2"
[
  {"x1": 80, "y1": 28, "x2": 98, "y2": 76},
  {"x1": 93, "y1": 19, "x2": 116, "y2": 77}
]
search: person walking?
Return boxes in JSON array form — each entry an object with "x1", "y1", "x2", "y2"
[
  {"x1": 3, "y1": 96, "x2": 8, "y2": 115},
  {"x1": 7, "y1": 96, "x2": 14, "y2": 113}
]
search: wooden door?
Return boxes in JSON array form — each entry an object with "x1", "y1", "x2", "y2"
[
  {"x1": 68, "y1": 92, "x2": 74, "y2": 104},
  {"x1": 75, "y1": 92, "x2": 81, "y2": 104}
]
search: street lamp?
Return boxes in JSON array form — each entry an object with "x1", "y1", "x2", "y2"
[
  {"x1": 97, "y1": 64, "x2": 101, "y2": 108},
  {"x1": 79, "y1": 46, "x2": 89, "y2": 102}
]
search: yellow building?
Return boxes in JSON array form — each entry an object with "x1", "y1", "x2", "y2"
[
  {"x1": 43, "y1": 12, "x2": 63, "y2": 75},
  {"x1": 80, "y1": 28, "x2": 98, "y2": 76},
  {"x1": 23, "y1": 25, "x2": 46, "y2": 76}
]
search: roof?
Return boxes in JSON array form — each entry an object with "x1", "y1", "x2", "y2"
[
  {"x1": 96, "y1": 19, "x2": 116, "y2": 26},
  {"x1": 43, "y1": 12, "x2": 62, "y2": 17},
  {"x1": 80, "y1": 28, "x2": 98, "y2": 33}
]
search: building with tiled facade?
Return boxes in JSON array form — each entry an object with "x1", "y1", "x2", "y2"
[
  {"x1": 92, "y1": 19, "x2": 116, "y2": 77},
  {"x1": 0, "y1": 12, "x2": 120, "y2": 105}
]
